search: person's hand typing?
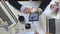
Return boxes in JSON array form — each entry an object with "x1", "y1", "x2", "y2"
[
  {"x1": 34, "y1": 8, "x2": 41, "y2": 14},
  {"x1": 20, "y1": 6, "x2": 32, "y2": 14},
  {"x1": 31, "y1": 8, "x2": 42, "y2": 14},
  {"x1": 20, "y1": 6, "x2": 42, "y2": 14},
  {"x1": 24, "y1": 7, "x2": 31, "y2": 14}
]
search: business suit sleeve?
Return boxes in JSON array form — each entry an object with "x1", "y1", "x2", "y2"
[
  {"x1": 8, "y1": 0, "x2": 22, "y2": 10},
  {"x1": 39, "y1": 0, "x2": 51, "y2": 11}
]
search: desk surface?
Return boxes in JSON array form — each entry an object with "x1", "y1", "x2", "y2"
[
  {"x1": 1, "y1": 0, "x2": 59, "y2": 34},
  {"x1": 0, "y1": 1, "x2": 45, "y2": 34}
]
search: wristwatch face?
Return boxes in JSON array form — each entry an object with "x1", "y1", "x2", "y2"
[{"x1": 29, "y1": 13, "x2": 39, "y2": 21}]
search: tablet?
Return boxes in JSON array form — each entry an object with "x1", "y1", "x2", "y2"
[{"x1": 29, "y1": 13, "x2": 39, "y2": 21}]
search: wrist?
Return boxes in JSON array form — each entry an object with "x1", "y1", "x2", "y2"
[{"x1": 38, "y1": 8, "x2": 42, "y2": 12}]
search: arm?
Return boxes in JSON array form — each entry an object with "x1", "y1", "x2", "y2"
[
  {"x1": 8, "y1": 0, "x2": 22, "y2": 10},
  {"x1": 39, "y1": 0, "x2": 51, "y2": 11},
  {"x1": 8, "y1": 0, "x2": 31, "y2": 14},
  {"x1": 32, "y1": 0, "x2": 51, "y2": 14}
]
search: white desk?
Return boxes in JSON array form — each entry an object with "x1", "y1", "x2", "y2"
[
  {"x1": 44, "y1": 0, "x2": 60, "y2": 34},
  {"x1": 0, "y1": 2, "x2": 45, "y2": 33}
]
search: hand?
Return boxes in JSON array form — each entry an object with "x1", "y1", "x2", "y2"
[
  {"x1": 46, "y1": 32, "x2": 52, "y2": 34},
  {"x1": 34, "y1": 31, "x2": 39, "y2": 34},
  {"x1": 23, "y1": 7, "x2": 42, "y2": 14},
  {"x1": 31, "y1": 8, "x2": 42, "y2": 14},
  {"x1": 46, "y1": 32, "x2": 50, "y2": 34},
  {"x1": 24, "y1": 7, "x2": 31, "y2": 14},
  {"x1": 34, "y1": 8, "x2": 41, "y2": 14}
]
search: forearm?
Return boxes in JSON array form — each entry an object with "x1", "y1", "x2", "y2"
[
  {"x1": 8, "y1": 0, "x2": 22, "y2": 10},
  {"x1": 39, "y1": 0, "x2": 51, "y2": 11}
]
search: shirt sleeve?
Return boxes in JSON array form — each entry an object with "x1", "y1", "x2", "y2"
[
  {"x1": 39, "y1": 0, "x2": 51, "y2": 11},
  {"x1": 20, "y1": 6, "x2": 26, "y2": 13},
  {"x1": 8, "y1": 0, "x2": 22, "y2": 10}
]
